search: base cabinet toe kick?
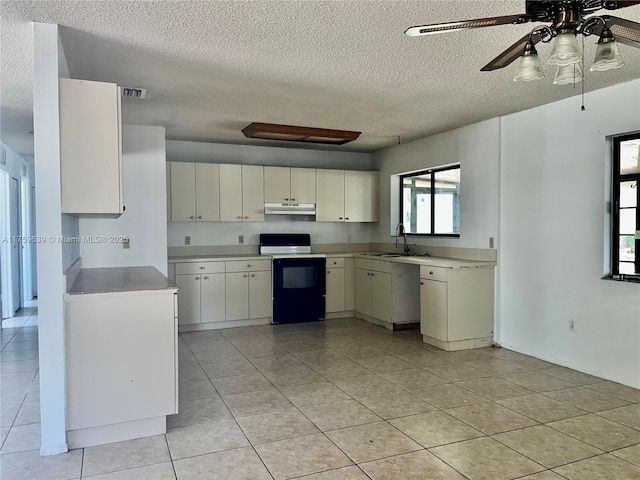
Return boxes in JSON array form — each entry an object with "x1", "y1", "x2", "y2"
[{"x1": 419, "y1": 265, "x2": 495, "y2": 351}]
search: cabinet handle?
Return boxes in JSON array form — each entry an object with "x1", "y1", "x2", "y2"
[
  {"x1": 285, "y1": 198, "x2": 289, "y2": 201},
  {"x1": 251, "y1": 274, "x2": 255, "y2": 278},
  {"x1": 291, "y1": 198, "x2": 295, "y2": 201},
  {"x1": 200, "y1": 266, "x2": 205, "y2": 270},
  {"x1": 327, "y1": 271, "x2": 331, "y2": 275},
  {"x1": 339, "y1": 217, "x2": 343, "y2": 220},
  {"x1": 345, "y1": 217, "x2": 349, "y2": 220},
  {"x1": 236, "y1": 216, "x2": 242, "y2": 219},
  {"x1": 243, "y1": 274, "x2": 248, "y2": 278},
  {"x1": 333, "y1": 261, "x2": 337, "y2": 265},
  {"x1": 429, "y1": 271, "x2": 434, "y2": 275},
  {"x1": 195, "y1": 277, "x2": 200, "y2": 280},
  {"x1": 420, "y1": 281, "x2": 424, "y2": 285},
  {"x1": 244, "y1": 216, "x2": 250, "y2": 219},
  {"x1": 198, "y1": 215, "x2": 202, "y2": 219},
  {"x1": 204, "y1": 276, "x2": 209, "y2": 280},
  {"x1": 247, "y1": 264, "x2": 251, "y2": 267},
  {"x1": 190, "y1": 216, "x2": 195, "y2": 219}
]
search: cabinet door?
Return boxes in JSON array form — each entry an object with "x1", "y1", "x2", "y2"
[
  {"x1": 170, "y1": 163, "x2": 197, "y2": 221},
  {"x1": 264, "y1": 166, "x2": 290, "y2": 203},
  {"x1": 175, "y1": 274, "x2": 201, "y2": 324},
  {"x1": 326, "y1": 268, "x2": 345, "y2": 313},
  {"x1": 316, "y1": 169, "x2": 345, "y2": 222},
  {"x1": 219, "y1": 164, "x2": 243, "y2": 221},
  {"x1": 242, "y1": 165, "x2": 265, "y2": 221},
  {"x1": 200, "y1": 273, "x2": 225, "y2": 323},
  {"x1": 420, "y1": 279, "x2": 448, "y2": 341},
  {"x1": 344, "y1": 171, "x2": 379, "y2": 222},
  {"x1": 59, "y1": 79, "x2": 122, "y2": 215},
  {"x1": 225, "y1": 272, "x2": 249, "y2": 320},
  {"x1": 354, "y1": 268, "x2": 371, "y2": 316},
  {"x1": 249, "y1": 270, "x2": 272, "y2": 319},
  {"x1": 195, "y1": 163, "x2": 220, "y2": 221},
  {"x1": 344, "y1": 258, "x2": 355, "y2": 311},
  {"x1": 370, "y1": 272, "x2": 391, "y2": 322},
  {"x1": 291, "y1": 168, "x2": 316, "y2": 204}
]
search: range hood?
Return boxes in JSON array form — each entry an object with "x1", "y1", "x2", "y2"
[{"x1": 264, "y1": 202, "x2": 316, "y2": 215}]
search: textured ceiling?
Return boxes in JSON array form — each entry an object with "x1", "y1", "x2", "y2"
[{"x1": 2, "y1": 1, "x2": 640, "y2": 157}]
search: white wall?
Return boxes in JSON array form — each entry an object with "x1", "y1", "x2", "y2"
[
  {"x1": 499, "y1": 80, "x2": 640, "y2": 389},
  {"x1": 80, "y1": 125, "x2": 168, "y2": 274},
  {"x1": 166, "y1": 140, "x2": 375, "y2": 247},
  {"x1": 371, "y1": 119, "x2": 500, "y2": 249}
]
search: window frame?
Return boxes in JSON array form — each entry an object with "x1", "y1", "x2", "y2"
[
  {"x1": 399, "y1": 163, "x2": 460, "y2": 238},
  {"x1": 611, "y1": 133, "x2": 640, "y2": 281}
]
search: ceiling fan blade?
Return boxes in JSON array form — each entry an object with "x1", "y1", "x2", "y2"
[
  {"x1": 480, "y1": 31, "x2": 544, "y2": 71},
  {"x1": 595, "y1": 15, "x2": 640, "y2": 48},
  {"x1": 405, "y1": 14, "x2": 531, "y2": 37},
  {"x1": 601, "y1": 1, "x2": 640, "y2": 10}
]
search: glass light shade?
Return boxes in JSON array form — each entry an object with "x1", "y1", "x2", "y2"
[
  {"x1": 591, "y1": 40, "x2": 624, "y2": 71},
  {"x1": 513, "y1": 53, "x2": 544, "y2": 81},
  {"x1": 553, "y1": 63, "x2": 583, "y2": 85},
  {"x1": 549, "y1": 32, "x2": 581, "y2": 66}
]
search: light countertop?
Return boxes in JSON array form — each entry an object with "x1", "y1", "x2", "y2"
[{"x1": 68, "y1": 266, "x2": 177, "y2": 295}]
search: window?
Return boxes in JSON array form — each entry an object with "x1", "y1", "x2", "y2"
[
  {"x1": 612, "y1": 134, "x2": 640, "y2": 280},
  {"x1": 400, "y1": 164, "x2": 460, "y2": 236}
]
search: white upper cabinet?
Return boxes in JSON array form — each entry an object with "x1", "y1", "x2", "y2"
[
  {"x1": 170, "y1": 163, "x2": 196, "y2": 221},
  {"x1": 290, "y1": 168, "x2": 316, "y2": 204},
  {"x1": 59, "y1": 78, "x2": 123, "y2": 216},
  {"x1": 316, "y1": 169, "x2": 378, "y2": 222},
  {"x1": 242, "y1": 165, "x2": 264, "y2": 221},
  {"x1": 170, "y1": 162, "x2": 220, "y2": 221},
  {"x1": 219, "y1": 164, "x2": 244, "y2": 221},
  {"x1": 345, "y1": 170, "x2": 379, "y2": 222},
  {"x1": 264, "y1": 167, "x2": 291, "y2": 203},
  {"x1": 316, "y1": 169, "x2": 345, "y2": 222},
  {"x1": 219, "y1": 164, "x2": 264, "y2": 221},
  {"x1": 265, "y1": 167, "x2": 316, "y2": 204},
  {"x1": 195, "y1": 163, "x2": 220, "y2": 221}
]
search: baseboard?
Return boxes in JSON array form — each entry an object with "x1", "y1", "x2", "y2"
[
  {"x1": 67, "y1": 416, "x2": 166, "y2": 449},
  {"x1": 178, "y1": 317, "x2": 271, "y2": 332},
  {"x1": 23, "y1": 299, "x2": 39, "y2": 308},
  {"x1": 422, "y1": 335, "x2": 493, "y2": 351}
]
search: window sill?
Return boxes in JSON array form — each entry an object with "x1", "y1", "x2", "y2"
[{"x1": 602, "y1": 275, "x2": 640, "y2": 284}]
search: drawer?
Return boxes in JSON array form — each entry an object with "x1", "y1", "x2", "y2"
[
  {"x1": 226, "y1": 259, "x2": 272, "y2": 273},
  {"x1": 175, "y1": 262, "x2": 225, "y2": 275},
  {"x1": 327, "y1": 258, "x2": 345, "y2": 268},
  {"x1": 420, "y1": 266, "x2": 447, "y2": 282},
  {"x1": 355, "y1": 258, "x2": 392, "y2": 273}
]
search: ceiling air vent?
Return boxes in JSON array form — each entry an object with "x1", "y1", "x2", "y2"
[
  {"x1": 121, "y1": 87, "x2": 147, "y2": 99},
  {"x1": 242, "y1": 122, "x2": 360, "y2": 145}
]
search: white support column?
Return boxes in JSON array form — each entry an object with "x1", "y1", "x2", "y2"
[{"x1": 33, "y1": 22, "x2": 68, "y2": 455}]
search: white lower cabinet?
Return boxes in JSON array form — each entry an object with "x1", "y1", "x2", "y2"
[
  {"x1": 354, "y1": 258, "x2": 419, "y2": 328},
  {"x1": 65, "y1": 288, "x2": 177, "y2": 448},
  {"x1": 173, "y1": 259, "x2": 272, "y2": 327},
  {"x1": 225, "y1": 260, "x2": 272, "y2": 320},
  {"x1": 419, "y1": 265, "x2": 495, "y2": 351},
  {"x1": 326, "y1": 267, "x2": 345, "y2": 313}
]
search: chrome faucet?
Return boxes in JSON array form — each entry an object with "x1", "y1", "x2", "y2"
[{"x1": 395, "y1": 223, "x2": 410, "y2": 256}]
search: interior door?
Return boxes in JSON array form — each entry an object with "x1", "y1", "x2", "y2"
[{"x1": 10, "y1": 177, "x2": 21, "y2": 313}]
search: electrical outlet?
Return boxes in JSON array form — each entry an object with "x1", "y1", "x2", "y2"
[
  {"x1": 122, "y1": 237, "x2": 130, "y2": 249},
  {"x1": 238, "y1": 235, "x2": 244, "y2": 244},
  {"x1": 569, "y1": 320, "x2": 575, "y2": 332},
  {"x1": 184, "y1": 236, "x2": 191, "y2": 246},
  {"x1": 489, "y1": 237, "x2": 495, "y2": 249}
]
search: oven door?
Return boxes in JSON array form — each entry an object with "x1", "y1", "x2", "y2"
[{"x1": 272, "y1": 257, "x2": 326, "y2": 324}]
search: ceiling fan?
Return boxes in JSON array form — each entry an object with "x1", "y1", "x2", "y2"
[{"x1": 405, "y1": 1, "x2": 640, "y2": 82}]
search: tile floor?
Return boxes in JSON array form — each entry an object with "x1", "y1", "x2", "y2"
[{"x1": 1, "y1": 314, "x2": 640, "y2": 479}]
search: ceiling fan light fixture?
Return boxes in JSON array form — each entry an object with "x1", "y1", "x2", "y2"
[
  {"x1": 513, "y1": 41, "x2": 544, "y2": 81},
  {"x1": 553, "y1": 62, "x2": 583, "y2": 85},
  {"x1": 549, "y1": 31, "x2": 581, "y2": 66},
  {"x1": 591, "y1": 28, "x2": 624, "y2": 71},
  {"x1": 241, "y1": 122, "x2": 361, "y2": 145}
]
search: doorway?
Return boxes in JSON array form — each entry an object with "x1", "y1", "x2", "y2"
[{"x1": 0, "y1": 170, "x2": 22, "y2": 319}]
